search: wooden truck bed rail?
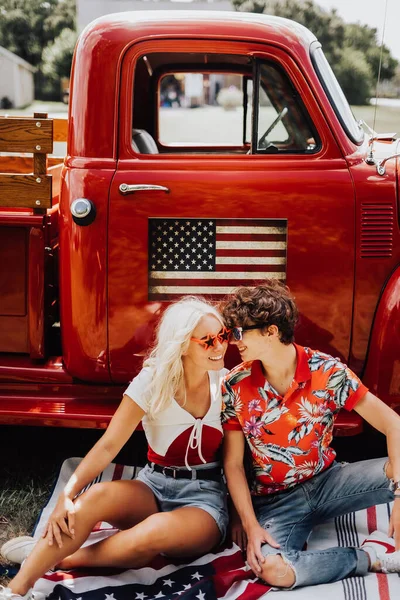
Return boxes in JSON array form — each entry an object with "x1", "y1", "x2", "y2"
[
  {"x1": 0, "y1": 113, "x2": 66, "y2": 210},
  {"x1": 0, "y1": 113, "x2": 67, "y2": 357}
]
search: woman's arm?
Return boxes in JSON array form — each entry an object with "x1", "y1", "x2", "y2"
[
  {"x1": 44, "y1": 394, "x2": 145, "y2": 546},
  {"x1": 64, "y1": 395, "x2": 145, "y2": 498}
]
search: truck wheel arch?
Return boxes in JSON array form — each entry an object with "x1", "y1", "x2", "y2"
[{"x1": 363, "y1": 266, "x2": 400, "y2": 411}]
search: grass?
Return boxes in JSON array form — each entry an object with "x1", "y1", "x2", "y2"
[
  {"x1": 0, "y1": 476, "x2": 52, "y2": 582},
  {"x1": 0, "y1": 426, "x2": 91, "y2": 584},
  {"x1": 352, "y1": 105, "x2": 400, "y2": 135},
  {"x1": 0, "y1": 426, "x2": 147, "y2": 585}
]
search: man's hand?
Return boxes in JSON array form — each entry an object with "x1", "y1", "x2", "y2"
[
  {"x1": 246, "y1": 524, "x2": 280, "y2": 575},
  {"x1": 388, "y1": 497, "x2": 400, "y2": 550}
]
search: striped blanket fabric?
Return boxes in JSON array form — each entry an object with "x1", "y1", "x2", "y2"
[{"x1": 32, "y1": 458, "x2": 400, "y2": 600}]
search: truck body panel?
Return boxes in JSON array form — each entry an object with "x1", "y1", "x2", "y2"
[
  {"x1": 0, "y1": 11, "x2": 398, "y2": 433},
  {"x1": 363, "y1": 266, "x2": 400, "y2": 407}
]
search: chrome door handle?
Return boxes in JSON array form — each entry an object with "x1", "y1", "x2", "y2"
[{"x1": 119, "y1": 183, "x2": 170, "y2": 195}]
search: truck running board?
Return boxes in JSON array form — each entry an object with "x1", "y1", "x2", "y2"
[{"x1": 0, "y1": 386, "x2": 363, "y2": 434}]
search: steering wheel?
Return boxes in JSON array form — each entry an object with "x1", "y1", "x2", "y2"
[{"x1": 258, "y1": 106, "x2": 288, "y2": 149}]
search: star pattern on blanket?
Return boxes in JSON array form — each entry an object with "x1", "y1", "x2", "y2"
[{"x1": 33, "y1": 458, "x2": 400, "y2": 600}]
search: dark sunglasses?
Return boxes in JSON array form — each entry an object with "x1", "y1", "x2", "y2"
[
  {"x1": 231, "y1": 325, "x2": 263, "y2": 341},
  {"x1": 191, "y1": 326, "x2": 231, "y2": 350}
]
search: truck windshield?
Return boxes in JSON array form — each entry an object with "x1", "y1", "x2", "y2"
[{"x1": 311, "y1": 44, "x2": 364, "y2": 145}]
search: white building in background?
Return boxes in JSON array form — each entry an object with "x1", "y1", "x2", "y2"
[
  {"x1": 77, "y1": 0, "x2": 232, "y2": 30},
  {"x1": 0, "y1": 47, "x2": 36, "y2": 108}
]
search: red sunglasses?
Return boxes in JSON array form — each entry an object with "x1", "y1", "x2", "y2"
[{"x1": 191, "y1": 326, "x2": 231, "y2": 350}]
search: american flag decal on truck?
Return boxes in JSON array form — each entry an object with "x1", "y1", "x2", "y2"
[{"x1": 148, "y1": 218, "x2": 287, "y2": 300}]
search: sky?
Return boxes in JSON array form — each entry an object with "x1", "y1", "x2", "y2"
[{"x1": 316, "y1": 0, "x2": 400, "y2": 61}]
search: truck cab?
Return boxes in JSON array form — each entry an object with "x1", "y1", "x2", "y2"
[{"x1": 0, "y1": 11, "x2": 399, "y2": 430}]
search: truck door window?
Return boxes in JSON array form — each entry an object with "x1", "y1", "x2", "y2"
[
  {"x1": 311, "y1": 44, "x2": 364, "y2": 145},
  {"x1": 158, "y1": 72, "x2": 249, "y2": 147},
  {"x1": 131, "y1": 52, "x2": 319, "y2": 155},
  {"x1": 254, "y1": 61, "x2": 319, "y2": 154}
]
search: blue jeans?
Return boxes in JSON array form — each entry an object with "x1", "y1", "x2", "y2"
[
  {"x1": 252, "y1": 458, "x2": 394, "y2": 588},
  {"x1": 137, "y1": 462, "x2": 229, "y2": 540}
]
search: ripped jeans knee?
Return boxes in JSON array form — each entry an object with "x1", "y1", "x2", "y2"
[{"x1": 259, "y1": 553, "x2": 297, "y2": 589}]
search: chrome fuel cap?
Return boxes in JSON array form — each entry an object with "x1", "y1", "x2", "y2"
[{"x1": 70, "y1": 198, "x2": 96, "y2": 226}]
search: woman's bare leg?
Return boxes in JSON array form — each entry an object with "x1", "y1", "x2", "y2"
[
  {"x1": 59, "y1": 506, "x2": 220, "y2": 570},
  {"x1": 8, "y1": 480, "x2": 159, "y2": 596}
]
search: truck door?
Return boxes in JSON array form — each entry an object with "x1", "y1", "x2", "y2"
[{"x1": 108, "y1": 40, "x2": 355, "y2": 382}]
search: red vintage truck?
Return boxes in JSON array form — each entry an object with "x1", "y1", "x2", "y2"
[{"x1": 0, "y1": 11, "x2": 399, "y2": 434}]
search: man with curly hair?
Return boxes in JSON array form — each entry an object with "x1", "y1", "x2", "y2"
[{"x1": 221, "y1": 280, "x2": 400, "y2": 589}]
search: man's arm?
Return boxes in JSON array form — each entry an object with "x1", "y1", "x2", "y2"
[
  {"x1": 223, "y1": 429, "x2": 279, "y2": 573},
  {"x1": 354, "y1": 391, "x2": 400, "y2": 548}
]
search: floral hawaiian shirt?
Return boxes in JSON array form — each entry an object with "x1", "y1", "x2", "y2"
[{"x1": 222, "y1": 344, "x2": 368, "y2": 495}]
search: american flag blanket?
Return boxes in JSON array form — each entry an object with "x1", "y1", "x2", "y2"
[{"x1": 32, "y1": 458, "x2": 400, "y2": 600}]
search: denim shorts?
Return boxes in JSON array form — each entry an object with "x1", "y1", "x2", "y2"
[{"x1": 137, "y1": 462, "x2": 228, "y2": 541}]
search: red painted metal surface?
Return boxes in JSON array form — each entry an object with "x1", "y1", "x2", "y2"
[
  {"x1": 333, "y1": 411, "x2": 363, "y2": 437},
  {"x1": 0, "y1": 381, "x2": 123, "y2": 429},
  {"x1": 363, "y1": 266, "x2": 400, "y2": 409},
  {"x1": 0, "y1": 208, "x2": 59, "y2": 356},
  {"x1": 70, "y1": 12, "x2": 313, "y2": 160},
  {"x1": 0, "y1": 212, "x2": 46, "y2": 226},
  {"x1": 0, "y1": 227, "x2": 28, "y2": 353},
  {"x1": 108, "y1": 38, "x2": 354, "y2": 382},
  {"x1": 59, "y1": 166, "x2": 113, "y2": 382},
  {"x1": 69, "y1": 12, "x2": 361, "y2": 160},
  {"x1": 0, "y1": 11, "x2": 399, "y2": 428},
  {"x1": 0, "y1": 375, "x2": 356, "y2": 433},
  {"x1": 0, "y1": 355, "x2": 72, "y2": 383},
  {"x1": 0, "y1": 227, "x2": 26, "y2": 316},
  {"x1": 28, "y1": 227, "x2": 45, "y2": 358},
  {"x1": 347, "y1": 140, "x2": 399, "y2": 375}
]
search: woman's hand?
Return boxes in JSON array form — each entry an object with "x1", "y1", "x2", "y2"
[
  {"x1": 42, "y1": 493, "x2": 76, "y2": 548},
  {"x1": 245, "y1": 523, "x2": 280, "y2": 576}
]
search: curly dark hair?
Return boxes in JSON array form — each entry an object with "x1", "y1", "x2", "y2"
[{"x1": 220, "y1": 280, "x2": 298, "y2": 345}]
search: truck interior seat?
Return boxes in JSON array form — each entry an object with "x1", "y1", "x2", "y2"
[{"x1": 132, "y1": 129, "x2": 159, "y2": 154}]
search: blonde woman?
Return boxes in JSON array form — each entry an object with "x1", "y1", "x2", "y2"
[{"x1": 0, "y1": 297, "x2": 230, "y2": 600}]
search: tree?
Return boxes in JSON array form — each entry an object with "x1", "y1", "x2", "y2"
[
  {"x1": 42, "y1": 27, "x2": 77, "y2": 80},
  {"x1": 0, "y1": 0, "x2": 76, "y2": 67},
  {"x1": 344, "y1": 23, "x2": 397, "y2": 82},
  {"x1": 0, "y1": 0, "x2": 76, "y2": 99},
  {"x1": 334, "y1": 48, "x2": 373, "y2": 106},
  {"x1": 233, "y1": 0, "x2": 398, "y2": 104}
]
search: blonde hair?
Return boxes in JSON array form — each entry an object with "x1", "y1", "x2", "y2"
[{"x1": 143, "y1": 296, "x2": 224, "y2": 419}]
